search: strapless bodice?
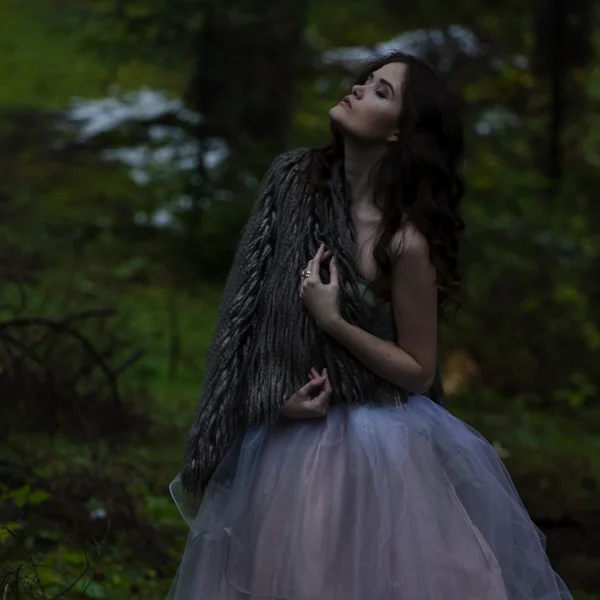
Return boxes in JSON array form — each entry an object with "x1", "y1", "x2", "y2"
[{"x1": 356, "y1": 277, "x2": 397, "y2": 344}]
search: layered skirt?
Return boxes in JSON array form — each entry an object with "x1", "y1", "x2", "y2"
[{"x1": 167, "y1": 395, "x2": 573, "y2": 599}]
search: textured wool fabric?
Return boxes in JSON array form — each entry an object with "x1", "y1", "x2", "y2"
[{"x1": 181, "y1": 148, "x2": 444, "y2": 493}]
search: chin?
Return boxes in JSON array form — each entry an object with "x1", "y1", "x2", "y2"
[
  {"x1": 329, "y1": 104, "x2": 351, "y2": 129},
  {"x1": 329, "y1": 114, "x2": 357, "y2": 144},
  {"x1": 328, "y1": 104, "x2": 343, "y2": 120}
]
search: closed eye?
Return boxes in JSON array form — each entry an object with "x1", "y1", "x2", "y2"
[{"x1": 366, "y1": 73, "x2": 396, "y2": 99}]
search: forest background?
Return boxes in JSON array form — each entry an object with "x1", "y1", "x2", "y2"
[{"x1": 1, "y1": 0, "x2": 600, "y2": 598}]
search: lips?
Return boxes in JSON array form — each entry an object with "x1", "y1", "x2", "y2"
[{"x1": 340, "y1": 96, "x2": 352, "y2": 108}]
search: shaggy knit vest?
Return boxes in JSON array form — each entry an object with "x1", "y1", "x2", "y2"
[{"x1": 182, "y1": 148, "x2": 444, "y2": 493}]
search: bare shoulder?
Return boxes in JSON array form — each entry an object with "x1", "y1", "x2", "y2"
[{"x1": 389, "y1": 222, "x2": 431, "y2": 266}]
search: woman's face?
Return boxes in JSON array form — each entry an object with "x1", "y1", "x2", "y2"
[{"x1": 329, "y1": 62, "x2": 406, "y2": 144}]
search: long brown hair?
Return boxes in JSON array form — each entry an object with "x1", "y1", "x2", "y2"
[{"x1": 313, "y1": 51, "x2": 465, "y2": 317}]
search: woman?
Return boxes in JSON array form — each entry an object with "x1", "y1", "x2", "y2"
[{"x1": 168, "y1": 52, "x2": 574, "y2": 599}]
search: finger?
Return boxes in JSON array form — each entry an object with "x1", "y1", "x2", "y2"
[
  {"x1": 305, "y1": 257, "x2": 318, "y2": 282},
  {"x1": 299, "y1": 377, "x2": 325, "y2": 395},
  {"x1": 329, "y1": 255, "x2": 339, "y2": 286},
  {"x1": 321, "y1": 250, "x2": 333, "y2": 261},
  {"x1": 309, "y1": 368, "x2": 322, "y2": 381},
  {"x1": 307, "y1": 262, "x2": 322, "y2": 283},
  {"x1": 310, "y1": 377, "x2": 330, "y2": 402},
  {"x1": 314, "y1": 243, "x2": 325, "y2": 265},
  {"x1": 309, "y1": 389, "x2": 331, "y2": 413},
  {"x1": 323, "y1": 373, "x2": 332, "y2": 393}
]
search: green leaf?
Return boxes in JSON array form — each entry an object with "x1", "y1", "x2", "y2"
[
  {"x1": 27, "y1": 489, "x2": 51, "y2": 505},
  {"x1": 0, "y1": 523, "x2": 21, "y2": 543},
  {"x1": 73, "y1": 580, "x2": 106, "y2": 599}
]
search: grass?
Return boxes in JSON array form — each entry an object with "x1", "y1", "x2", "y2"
[
  {"x1": 0, "y1": 261, "x2": 598, "y2": 598},
  {"x1": 0, "y1": 264, "x2": 221, "y2": 598},
  {"x1": 0, "y1": 2, "x2": 598, "y2": 593}
]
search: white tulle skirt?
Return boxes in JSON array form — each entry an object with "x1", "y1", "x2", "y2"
[{"x1": 167, "y1": 395, "x2": 573, "y2": 599}]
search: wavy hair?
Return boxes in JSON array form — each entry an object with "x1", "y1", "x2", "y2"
[{"x1": 312, "y1": 51, "x2": 465, "y2": 317}]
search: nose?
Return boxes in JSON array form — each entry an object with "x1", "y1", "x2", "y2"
[{"x1": 351, "y1": 84, "x2": 363, "y2": 99}]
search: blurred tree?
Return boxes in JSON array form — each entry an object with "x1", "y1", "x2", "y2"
[
  {"x1": 532, "y1": 0, "x2": 594, "y2": 197},
  {"x1": 182, "y1": 0, "x2": 310, "y2": 244},
  {"x1": 1, "y1": 0, "x2": 600, "y2": 596}
]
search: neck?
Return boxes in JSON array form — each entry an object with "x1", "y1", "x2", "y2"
[{"x1": 343, "y1": 141, "x2": 387, "y2": 208}]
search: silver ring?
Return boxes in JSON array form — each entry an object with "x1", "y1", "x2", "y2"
[{"x1": 301, "y1": 269, "x2": 311, "y2": 279}]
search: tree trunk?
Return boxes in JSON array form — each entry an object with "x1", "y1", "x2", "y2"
[
  {"x1": 531, "y1": 0, "x2": 593, "y2": 197},
  {"x1": 182, "y1": 0, "x2": 308, "y2": 245},
  {"x1": 187, "y1": 1, "x2": 308, "y2": 158}
]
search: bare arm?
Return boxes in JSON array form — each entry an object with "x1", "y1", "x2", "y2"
[{"x1": 322, "y1": 227, "x2": 438, "y2": 394}]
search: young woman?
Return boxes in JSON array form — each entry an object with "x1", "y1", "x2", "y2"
[{"x1": 167, "y1": 52, "x2": 574, "y2": 599}]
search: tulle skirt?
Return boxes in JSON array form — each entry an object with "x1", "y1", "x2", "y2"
[{"x1": 167, "y1": 395, "x2": 573, "y2": 599}]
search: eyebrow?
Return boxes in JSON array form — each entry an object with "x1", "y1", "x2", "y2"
[{"x1": 367, "y1": 73, "x2": 396, "y2": 98}]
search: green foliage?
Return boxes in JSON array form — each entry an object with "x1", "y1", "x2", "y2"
[
  {"x1": 1, "y1": 0, "x2": 600, "y2": 597},
  {"x1": 0, "y1": 485, "x2": 51, "y2": 509},
  {"x1": 0, "y1": 0, "x2": 188, "y2": 110}
]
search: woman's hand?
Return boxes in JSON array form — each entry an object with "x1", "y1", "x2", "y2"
[
  {"x1": 280, "y1": 368, "x2": 332, "y2": 419},
  {"x1": 300, "y1": 244, "x2": 341, "y2": 330}
]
